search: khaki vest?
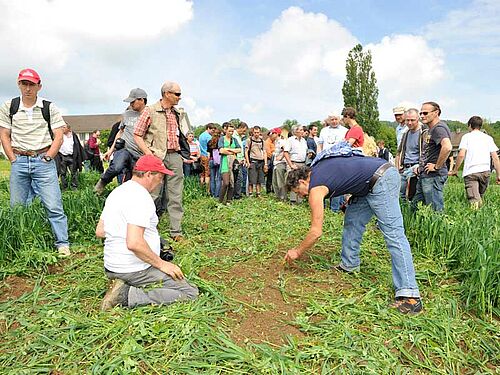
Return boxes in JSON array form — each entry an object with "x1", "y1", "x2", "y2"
[{"x1": 143, "y1": 101, "x2": 191, "y2": 160}]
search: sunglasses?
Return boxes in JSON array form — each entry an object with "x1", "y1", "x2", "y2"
[
  {"x1": 420, "y1": 109, "x2": 436, "y2": 116},
  {"x1": 169, "y1": 92, "x2": 182, "y2": 97}
]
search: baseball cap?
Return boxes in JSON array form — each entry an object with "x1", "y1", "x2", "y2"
[
  {"x1": 134, "y1": 155, "x2": 174, "y2": 176},
  {"x1": 269, "y1": 127, "x2": 282, "y2": 135},
  {"x1": 393, "y1": 106, "x2": 406, "y2": 115},
  {"x1": 18, "y1": 68, "x2": 41, "y2": 84},
  {"x1": 123, "y1": 88, "x2": 148, "y2": 103}
]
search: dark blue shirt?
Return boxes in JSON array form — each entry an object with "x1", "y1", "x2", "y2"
[{"x1": 309, "y1": 155, "x2": 386, "y2": 197}]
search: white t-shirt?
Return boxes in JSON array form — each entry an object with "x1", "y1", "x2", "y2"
[
  {"x1": 59, "y1": 132, "x2": 74, "y2": 156},
  {"x1": 459, "y1": 130, "x2": 498, "y2": 176},
  {"x1": 318, "y1": 125, "x2": 348, "y2": 150},
  {"x1": 284, "y1": 136, "x2": 307, "y2": 162},
  {"x1": 102, "y1": 180, "x2": 160, "y2": 273}
]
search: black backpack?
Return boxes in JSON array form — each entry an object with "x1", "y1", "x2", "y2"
[{"x1": 9, "y1": 96, "x2": 53, "y2": 140}]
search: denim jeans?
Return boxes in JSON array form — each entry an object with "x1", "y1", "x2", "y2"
[
  {"x1": 209, "y1": 160, "x2": 221, "y2": 198},
  {"x1": 340, "y1": 167, "x2": 420, "y2": 298},
  {"x1": 233, "y1": 163, "x2": 242, "y2": 199},
  {"x1": 329, "y1": 195, "x2": 345, "y2": 212},
  {"x1": 412, "y1": 175, "x2": 447, "y2": 211},
  {"x1": 10, "y1": 155, "x2": 69, "y2": 248},
  {"x1": 101, "y1": 149, "x2": 132, "y2": 184}
]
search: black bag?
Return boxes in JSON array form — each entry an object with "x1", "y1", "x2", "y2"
[{"x1": 191, "y1": 160, "x2": 204, "y2": 174}]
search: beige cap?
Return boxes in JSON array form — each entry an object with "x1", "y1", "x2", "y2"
[{"x1": 393, "y1": 106, "x2": 406, "y2": 115}]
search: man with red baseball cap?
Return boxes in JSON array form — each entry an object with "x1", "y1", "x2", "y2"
[
  {"x1": 0, "y1": 68, "x2": 70, "y2": 256},
  {"x1": 96, "y1": 154, "x2": 198, "y2": 311}
]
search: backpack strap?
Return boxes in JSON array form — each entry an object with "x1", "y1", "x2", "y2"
[
  {"x1": 9, "y1": 97, "x2": 20, "y2": 124},
  {"x1": 9, "y1": 97, "x2": 53, "y2": 140},
  {"x1": 42, "y1": 100, "x2": 53, "y2": 140}
]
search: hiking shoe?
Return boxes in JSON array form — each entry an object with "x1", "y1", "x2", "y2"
[
  {"x1": 57, "y1": 245, "x2": 71, "y2": 257},
  {"x1": 394, "y1": 297, "x2": 423, "y2": 314},
  {"x1": 101, "y1": 279, "x2": 129, "y2": 311},
  {"x1": 171, "y1": 235, "x2": 184, "y2": 242},
  {"x1": 94, "y1": 179, "x2": 106, "y2": 195},
  {"x1": 331, "y1": 264, "x2": 358, "y2": 273}
]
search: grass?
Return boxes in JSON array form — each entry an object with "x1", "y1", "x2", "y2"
[{"x1": 0, "y1": 173, "x2": 499, "y2": 373}]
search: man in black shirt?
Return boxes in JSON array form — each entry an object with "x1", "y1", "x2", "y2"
[{"x1": 412, "y1": 102, "x2": 452, "y2": 211}]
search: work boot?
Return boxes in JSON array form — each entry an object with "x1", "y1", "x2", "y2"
[
  {"x1": 94, "y1": 179, "x2": 106, "y2": 195},
  {"x1": 101, "y1": 279, "x2": 129, "y2": 311}
]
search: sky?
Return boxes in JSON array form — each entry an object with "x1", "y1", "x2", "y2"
[{"x1": 1, "y1": 0, "x2": 498, "y2": 128}]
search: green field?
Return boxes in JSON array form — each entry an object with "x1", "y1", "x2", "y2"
[{"x1": 0, "y1": 173, "x2": 498, "y2": 374}]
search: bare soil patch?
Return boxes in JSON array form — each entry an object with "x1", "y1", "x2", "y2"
[
  {"x1": 0, "y1": 275, "x2": 34, "y2": 303},
  {"x1": 201, "y1": 249, "x2": 350, "y2": 346}
]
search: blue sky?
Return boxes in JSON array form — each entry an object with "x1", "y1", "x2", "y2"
[{"x1": 0, "y1": 0, "x2": 498, "y2": 128}]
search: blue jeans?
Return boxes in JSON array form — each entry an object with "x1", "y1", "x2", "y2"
[
  {"x1": 340, "y1": 167, "x2": 420, "y2": 298},
  {"x1": 209, "y1": 160, "x2": 221, "y2": 197},
  {"x1": 412, "y1": 175, "x2": 447, "y2": 211},
  {"x1": 101, "y1": 149, "x2": 132, "y2": 184},
  {"x1": 10, "y1": 155, "x2": 69, "y2": 248},
  {"x1": 329, "y1": 195, "x2": 345, "y2": 212}
]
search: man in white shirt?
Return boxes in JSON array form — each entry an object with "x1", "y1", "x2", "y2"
[
  {"x1": 284, "y1": 125, "x2": 308, "y2": 203},
  {"x1": 57, "y1": 124, "x2": 84, "y2": 190},
  {"x1": 96, "y1": 154, "x2": 198, "y2": 310},
  {"x1": 449, "y1": 116, "x2": 500, "y2": 209},
  {"x1": 318, "y1": 114, "x2": 348, "y2": 152}
]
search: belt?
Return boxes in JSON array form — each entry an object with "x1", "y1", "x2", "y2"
[
  {"x1": 403, "y1": 163, "x2": 415, "y2": 168},
  {"x1": 368, "y1": 162, "x2": 392, "y2": 191},
  {"x1": 166, "y1": 149, "x2": 178, "y2": 154},
  {"x1": 12, "y1": 146, "x2": 50, "y2": 157}
]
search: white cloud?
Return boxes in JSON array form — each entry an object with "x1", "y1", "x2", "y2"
[
  {"x1": 367, "y1": 34, "x2": 446, "y2": 101},
  {"x1": 181, "y1": 96, "x2": 213, "y2": 126},
  {"x1": 247, "y1": 6, "x2": 358, "y2": 83},
  {"x1": 243, "y1": 102, "x2": 262, "y2": 114},
  {"x1": 424, "y1": 0, "x2": 500, "y2": 55},
  {"x1": 0, "y1": 0, "x2": 193, "y2": 72}
]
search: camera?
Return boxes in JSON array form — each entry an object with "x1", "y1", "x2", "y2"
[{"x1": 159, "y1": 237, "x2": 175, "y2": 262}]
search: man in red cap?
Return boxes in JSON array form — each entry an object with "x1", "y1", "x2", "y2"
[
  {"x1": 96, "y1": 154, "x2": 198, "y2": 311},
  {"x1": 0, "y1": 68, "x2": 70, "y2": 256}
]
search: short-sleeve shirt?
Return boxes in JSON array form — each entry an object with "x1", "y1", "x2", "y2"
[
  {"x1": 309, "y1": 155, "x2": 386, "y2": 197},
  {"x1": 102, "y1": 180, "x2": 160, "y2": 273},
  {"x1": 246, "y1": 137, "x2": 265, "y2": 161},
  {"x1": 422, "y1": 121, "x2": 451, "y2": 177},
  {"x1": 198, "y1": 130, "x2": 212, "y2": 157},
  {"x1": 318, "y1": 125, "x2": 348, "y2": 150},
  {"x1": 0, "y1": 97, "x2": 65, "y2": 151},
  {"x1": 218, "y1": 136, "x2": 240, "y2": 173},
  {"x1": 119, "y1": 109, "x2": 143, "y2": 158},
  {"x1": 345, "y1": 126, "x2": 364, "y2": 148},
  {"x1": 403, "y1": 129, "x2": 421, "y2": 165},
  {"x1": 284, "y1": 136, "x2": 307, "y2": 162},
  {"x1": 459, "y1": 130, "x2": 498, "y2": 176}
]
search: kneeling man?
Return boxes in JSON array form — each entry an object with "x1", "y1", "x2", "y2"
[
  {"x1": 96, "y1": 154, "x2": 198, "y2": 310},
  {"x1": 284, "y1": 147, "x2": 421, "y2": 314}
]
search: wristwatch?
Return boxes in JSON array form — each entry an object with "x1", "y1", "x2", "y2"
[{"x1": 43, "y1": 155, "x2": 53, "y2": 162}]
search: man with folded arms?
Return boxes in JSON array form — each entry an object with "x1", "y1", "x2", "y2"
[{"x1": 96, "y1": 155, "x2": 198, "y2": 310}]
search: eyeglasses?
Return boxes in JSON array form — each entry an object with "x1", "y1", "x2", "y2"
[
  {"x1": 420, "y1": 109, "x2": 436, "y2": 116},
  {"x1": 169, "y1": 91, "x2": 181, "y2": 97}
]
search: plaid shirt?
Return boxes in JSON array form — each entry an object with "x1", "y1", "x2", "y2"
[{"x1": 134, "y1": 106, "x2": 180, "y2": 151}]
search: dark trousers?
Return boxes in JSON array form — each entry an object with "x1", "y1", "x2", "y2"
[
  {"x1": 266, "y1": 159, "x2": 274, "y2": 193},
  {"x1": 233, "y1": 163, "x2": 242, "y2": 199},
  {"x1": 90, "y1": 155, "x2": 104, "y2": 173},
  {"x1": 101, "y1": 150, "x2": 132, "y2": 184},
  {"x1": 58, "y1": 154, "x2": 79, "y2": 189}
]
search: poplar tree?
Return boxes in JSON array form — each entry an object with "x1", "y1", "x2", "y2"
[{"x1": 342, "y1": 44, "x2": 380, "y2": 136}]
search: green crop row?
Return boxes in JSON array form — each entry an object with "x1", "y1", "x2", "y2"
[{"x1": 402, "y1": 178, "x2": 499, "y2": 318}]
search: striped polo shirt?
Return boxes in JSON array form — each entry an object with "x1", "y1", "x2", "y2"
[{"x1": 0, "y1": 97, "x2": 65, "y2": 151}]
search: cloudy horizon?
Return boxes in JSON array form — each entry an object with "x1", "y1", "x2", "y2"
[{"x1": 1, "y1": 0, "x2": 498, "y2": 127}]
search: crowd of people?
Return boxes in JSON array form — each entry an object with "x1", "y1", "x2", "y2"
[{"x1": 1, "y1": 68, "x2": 499, "y2": 315}]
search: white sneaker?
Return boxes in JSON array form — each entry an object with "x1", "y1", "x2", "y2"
[{"x1": 58, "y1": 246, "x2": 71, "y2": 257}]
